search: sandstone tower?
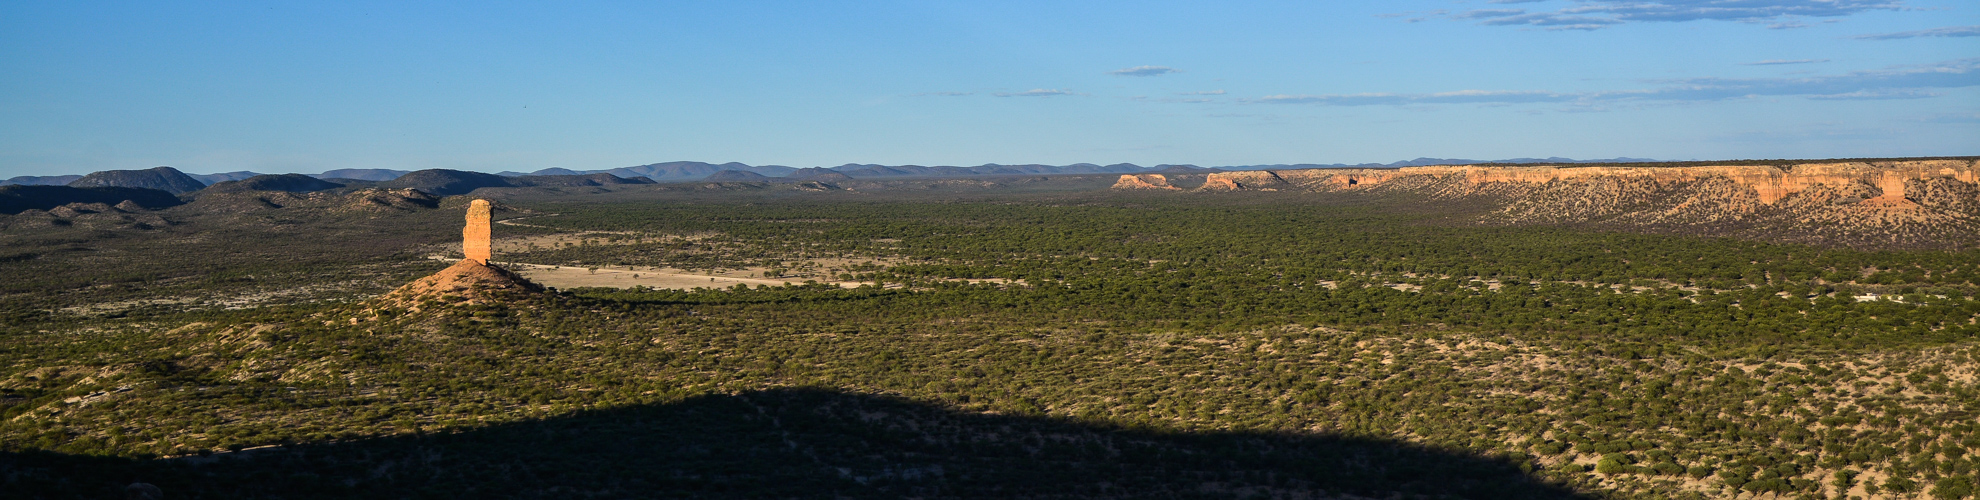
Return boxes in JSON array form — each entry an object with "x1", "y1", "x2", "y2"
[{"x1": 464, "y1": 199, "x2": 492, "y2": 264}]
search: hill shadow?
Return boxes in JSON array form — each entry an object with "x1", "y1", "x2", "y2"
[{"x1": 4, "y1": 388, "x2": 1590, "y2": 498}]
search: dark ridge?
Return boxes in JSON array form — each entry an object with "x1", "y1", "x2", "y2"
[
  {"x1": 199, "y1": 174, "x2": 344, "y2": 195},
  {"x1": 318, "y1": 178, "x2": 383, "y2": 188},
  {"x1": 311, "y1": 169, "x2": 411, "y2": 181},
  {"x1": 2, "y1": 389, "x2": 1587, "y2": 499},
  {"x1": 1, "y1": 174, "x2": 83, "y2": 186},
  {"x1": 1153, "y1": 164, "x2": 1217, "y2": 173},
  {"x1": 495, "y1": 167, "x2": 585, "y2": 177},
  {"x1": 66, "y1": 166, "x2": 207, "y2": 194},
  {"x1": 786, "y1": 167, "x2": 856, "y2": 182},
  {"x1": 701, "y1": 169, "x2": 772, "y2": 181},
  {"x1": 187, "y1": 171, "x2": 262, "y2": 184},
  {"x1": 379, "y1": 169, "x2": 514, "y2": 196},
  {"x1": 608, "y1": 161, "x2": 798, "y2": 181},
  {"x1": 0, "y1": 185, "x2": 184, "y2": 215},
  {"x1": 508, "y1": 173, "x2": 656, "y2": 187}
]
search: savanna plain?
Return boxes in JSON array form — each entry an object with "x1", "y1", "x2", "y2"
[{"x1": 4, "y1": 161, "x2": 1980, "y2": 499}]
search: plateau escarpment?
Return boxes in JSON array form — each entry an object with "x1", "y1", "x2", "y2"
[
  {"x1": 1126, "y1": 159, "x2": 1980, "y2": 248},
  {"x1": 1110, "y1": 174, "x2": 1182, "y2": 190}
]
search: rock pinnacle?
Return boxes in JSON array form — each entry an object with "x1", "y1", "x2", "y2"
[{"x1": 464, "y1": 199, "x2": 492, "y2": 264}]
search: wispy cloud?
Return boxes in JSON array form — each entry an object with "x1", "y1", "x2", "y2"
[
  {"x1": 1249, "y1": 58, "x2": 1978, "y2": 106},
  {"x1": 1108, "y1": 66, "x2": 1179, "y2": 77},
  {"x1": 1132, "y1": 96, "x2": 1215, "y2": 103},
  {"x1": 1455, "y1": 9, "x2": 1527, "y2": 19},
  {"x1": 1176, "y1": 90, "x2": 1226, "y2": 95},
  {"x1": 1478, "y1": 12, "x2": 1622, "y2": 30},
  {"x1": 994, "y1": 89, "x2": 1077, "y2": 97},
  {"x1": 1442, "y1": 0, "x2": 1904, "y2": 31},
  {"x1": 1854, "y1": 25, "x2": 1980, "y2": 40},
  {"x1": 1742, "y1": 59, "x2": 1829, "y2": 65},
  {"x1": 1916, "y1": 112, "x2": 1980, "y2": 124},
  {"x1": 1804, "y1": 89, "x2": 1939, "y2": 100},
  {"x1": 1257, "y1": 90, "x2": 1573, "y2": 105}
]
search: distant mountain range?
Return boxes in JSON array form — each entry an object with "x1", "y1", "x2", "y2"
[{"x1": 0, "y1": 157, "x2": 1666, "y2": 192}]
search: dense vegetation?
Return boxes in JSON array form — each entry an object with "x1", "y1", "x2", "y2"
[{"x1": 2, "y1": 190, "x2": 1976, "y2": 498}]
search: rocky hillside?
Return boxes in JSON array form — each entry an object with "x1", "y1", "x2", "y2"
[
  {"x1": 66, "y1": 166, "x2": 206, "y2": 194},
  {"x1": 200, "y1": 174, "x2": 344, "y2": 195},
  {"x1": 1116, "y1": 159, "x2": 1980, "y2": 249}
]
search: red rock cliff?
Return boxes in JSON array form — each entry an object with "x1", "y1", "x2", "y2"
[{"x1": 1187, "y1": 160, "x2": 1977, "y2": 206}]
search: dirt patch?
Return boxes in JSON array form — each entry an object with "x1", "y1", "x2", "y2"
[{"x1": 426, "y1": 256, "x2": 869, "y2": 290}]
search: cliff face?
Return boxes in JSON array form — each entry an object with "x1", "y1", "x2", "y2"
[
  {"x1": 1120, "y1": 159, "x2": 1980, "y2": 248},
  {"x1": 1111, "y1": 174, "x2": 1182, "y2": 190}
]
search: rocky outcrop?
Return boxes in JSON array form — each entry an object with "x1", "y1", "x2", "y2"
[
  {"x1": 1194, "y1": 160, "x2": 1978, "y2": 204},
  {"x1": 342, "y1": 188, "x2": 440, "y2": 212},
  {"x1": 371, "y1": 199, "x2": 540, "y2": 312},
  {"x1": 1111, "y1": 174, "x2": 1182, "y2": 190},
  {"x1": 1198, "y1": 171, "x2": 1291, "y2": 191},
  {"x1": 464, "y1": 199, "x2": 492, "y2": 264},
  {"x1": 1134, "y1": 159, "x2": 1980, "y2": 248}
]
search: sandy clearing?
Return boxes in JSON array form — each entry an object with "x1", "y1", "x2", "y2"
[{"x1": 426, "y1": 256, "x2": 870, "y2": 290}]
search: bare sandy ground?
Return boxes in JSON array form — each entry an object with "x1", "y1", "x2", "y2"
[{"x1": 427, "y1": 256, "x2": 868, "y2": 290}]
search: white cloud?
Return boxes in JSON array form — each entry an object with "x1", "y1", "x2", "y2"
[
  {"x1": 1805, "y1": 89, "x2": 1939, "y2": 100},
  {"x1": 1443, "y1": 0, "x2": 1904, "y2": 31},
  {"x1": 1742, "y1": 59, "x2": 1830, "y2": 65},
  {"x1": 1108, "y1": 66, "x2": 1179, "y2": 77},
  {"x1": 994, "y1": 89, "x2": 1077, "y2": 97},
  {"x1": 1854, "y1": 25, "x2": 1980, "y2": 40}
]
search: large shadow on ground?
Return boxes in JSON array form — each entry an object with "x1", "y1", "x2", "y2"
[{"x1": 5, "y1": 388, "x2": 1589, "y2": 499}]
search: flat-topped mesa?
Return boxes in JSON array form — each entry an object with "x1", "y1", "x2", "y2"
[
  {"x1": 1197, "y1": 170, "x2": 1291, "y2": 191},
  {"x1": 463, "y1": 199, "x2": 492, "y2": 264},
  {"x1": 1111, "y1": 174, "x2": 1182, "y2": 190},
  {"x1": 1179, "y1": 159, "x2": 1979, "y2": 206}
]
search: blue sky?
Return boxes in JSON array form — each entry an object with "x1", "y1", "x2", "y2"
[{"x1": 2, "y1": 1, "x2": 1975, "y2": 177}]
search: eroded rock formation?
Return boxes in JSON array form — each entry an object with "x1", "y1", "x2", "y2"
[
  {"x1": 1111, "y1": 174, "x2": 1182, "y2": 190},
  {"x1": 1125, "y1": 159, "x2": 1980, "y2": 248},
  {"x1": 368, "y1": 197, "x2": 541, "y2": 313},
  {"x1": 1186, "y1": 160, "x2": 1977, "y2": 204},
  {"x1": 464, "y1": 199, "x2": 492, "y2": 264}
]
